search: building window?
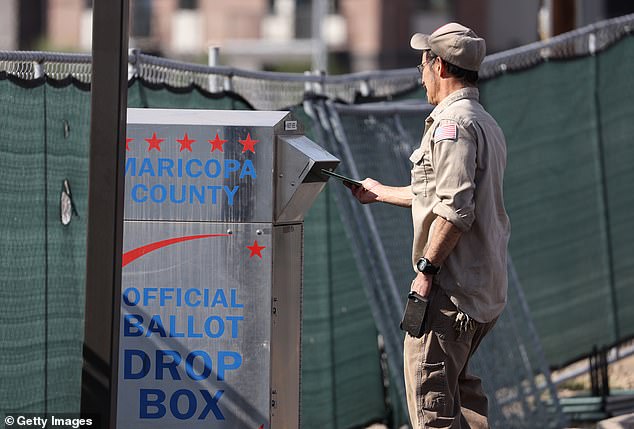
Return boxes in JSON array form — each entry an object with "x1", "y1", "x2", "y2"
[
  {"x1": 131, "y1": 0, "x2": 151, "y2": 37},
  {"x1": 413, "y1": 0, "x2": 452, "y2": 12},
  {"x1": 179, "y1": 0, "x2": 198, "y2": 9}
]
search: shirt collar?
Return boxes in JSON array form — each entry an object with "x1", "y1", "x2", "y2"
[{"x1": 428, "y1": 87, "x2": 479, "y2": 123}]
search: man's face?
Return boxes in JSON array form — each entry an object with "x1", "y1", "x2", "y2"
[{"x1": 420, "y1": 51, "x2": 438, "y2": 105}]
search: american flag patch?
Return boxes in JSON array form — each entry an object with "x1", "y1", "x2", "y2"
[{"x1": 434, "y1": 124, "x2": 458, "y2": 142}]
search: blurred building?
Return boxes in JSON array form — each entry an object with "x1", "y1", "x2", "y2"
[
  {"x1": 0, "y1": 0, "x2": 46, "y2": 50},
  {"x1": 7, "y1": 0, "x2": 634, "y2": 72}
]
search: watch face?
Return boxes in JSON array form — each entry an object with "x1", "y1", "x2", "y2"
[{"x1": 418, "y1": 257, "x2": 438, "y2": 274}]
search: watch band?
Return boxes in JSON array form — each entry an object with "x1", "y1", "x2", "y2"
[{"x1": 417, "y1": 257, "x2": 440, "y2": 275}]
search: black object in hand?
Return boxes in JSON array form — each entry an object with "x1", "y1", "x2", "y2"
[{"x1": 400, "y1": 291, "x2": 428, "y2": 338}]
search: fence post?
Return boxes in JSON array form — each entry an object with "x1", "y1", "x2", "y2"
[{"x1": 82, "y1": 1, "x2": 130, "y2": 428}]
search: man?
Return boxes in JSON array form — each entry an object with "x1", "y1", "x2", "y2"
[{"x1": 349, "y1": 23, "x2": 511, "y2": 428}]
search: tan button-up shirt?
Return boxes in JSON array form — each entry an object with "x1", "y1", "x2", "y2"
[{"x1": 409, "y1": 87, "x2": 510, "y2": 322}]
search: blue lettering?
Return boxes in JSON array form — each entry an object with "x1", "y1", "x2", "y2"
[
  {"x1": 207, "y1": 185, "x2": 221, "y2": 204},
  {"x1": 224, "y1": 186, "x2": 239, "y2": 205},
  {"x1": 240, "y1": 159, "x2": 256, "y2": 179},
  {"x1": 203, "y1": 316, "x2": 224, "y2": 339},
  {"x1": 131, "y1": 183, "x2": 148, "y2": 202},
  {"x1": 204, "y1": 159, "x2": 221, "y2": 178},
  {"x1": 185, "y1": 288, "x2": 201, "y2": 307},
  {"x1": 156, "y1": 350, "x2": 182, "y2": 380},
  {"x1": 211, "y1": 289, "x2": 228, "y2": 307},
  {"x1": 186, "y1": 159, "x2": 202, "y2": 178},
  {"x1": 139, "y1": 388, "x2": 226, "y2": 420},
  {"x1": 125, "y1": 157, "x2": 136, "y2": 176},
  {"x1": 224, "y1": 160, "x2": 239, "y2": 178},
  {"x1": 217, "y1": 351, "x2": 242, "y2": 381},
  {"x1": 139, "y1": 158, "x2": 155, "y2": 177},
  {"x1": 188, "y1": 316, "x2": 203, "y2": 338},
  {"x1": 144, "y1": 287, "x2": 158, "y2": 305},
  {"x1": 177, "y1": 159, "x2": 184, "y2": 177},
  {"x1": 150, "y1": 184, "x2": 167, "y2": 203},
  {"x1": 147, "y1": 315, "x2": 167, "y2": 337},
  {"x1": 139, "y1": 389, "x2": 166, "y2": 419},
  {"x1": 170, "y1": 390, "x2": 197, "y2": 420},
  {"x1": 190, "y1": 186, "x2": 205, "y2": 204},
  {"x1": 199, "y1": 390, "x2": 225, "y2": 420},
  {"x1": 123, "y1": 314, "x2": 144, "y2": 337},
  {"x1": 170, "y1": 184, "x2": 186, "y2": 203},
  {"x1": 123, "y1": 287, "x2": 140, "y2": 306},
  {"x1": 157, "y1": 158, "x2": 174, "y2": 177},
  {"x1": 168, "y1": 315, "x2": 185, "y2": 338},
  {"x1": 159, "y1": 288, "x2": 174, "y2": 305},
  {"x1": 185, "y1": 351, "x2": 212, "y2": 381},
  {"x1": 124, "y1": 349, "x2": 150, "y2": 379},
  {"x1": 226, "y1": 315, "x2": 244, "y2": 338},
  {"x1": 230, "y1": 289, "x2": 244, "y2": 308}
]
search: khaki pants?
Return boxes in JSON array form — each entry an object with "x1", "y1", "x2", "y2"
[{"x1": 403, "y1": 286, "x2": 497, "y2": 429}]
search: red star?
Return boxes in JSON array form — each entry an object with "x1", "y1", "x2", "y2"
[
  {"x1": 239, "y1": 133, "x2": 259, "y2": 153},
  {"x1": 247, "y1": 240, "x2": 266, "y2": 258},
  {"x1": 209, "y1": 133, "x2": 228, "y2": 152},
  {"x1": 125, "y1": 137, "x2": 133, "y2": 151},
  {"x1": 177, "y1": 133, "x2": 196, "y2": 152},
  {"x1": 145, "y1": 132, "x2": 164, "y2": 152}
]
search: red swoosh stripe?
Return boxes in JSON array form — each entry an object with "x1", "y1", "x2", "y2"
[{"x1": 122, "y1": 234, "x2": 229, "y2": 267}]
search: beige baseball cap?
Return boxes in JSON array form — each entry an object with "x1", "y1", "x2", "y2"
[{"x1": 410, "y1": 22, "x2": 486, "y2": 72}]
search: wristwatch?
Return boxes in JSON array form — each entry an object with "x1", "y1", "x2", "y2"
[{"x1": 416, "y1": 257, "x2": 440, "y2": 275}]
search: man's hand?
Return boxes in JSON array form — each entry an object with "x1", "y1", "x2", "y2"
[
  {"x1": 411, "y1": 272, "x2": 433, "y2": 298},
  {"x1": 346, "y1": 178, "x2": 382, "y2": 204},
  {"x1": 346, "y1": 178, "x2": 413, "y2": 208}
]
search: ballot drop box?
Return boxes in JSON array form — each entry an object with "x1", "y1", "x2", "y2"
[{"x1": 117, "y1": 109, "x2": 338, "y2": 429}]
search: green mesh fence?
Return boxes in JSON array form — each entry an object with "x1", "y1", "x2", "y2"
[
  {"x1": 0, "y1": 78, "x2": 47, "y2": 414},
  {"x1": 0, "y1": 79, "x2": 90, "y2": 418},
  {"x1": 292, "y1": 104, "x2": 391, "y2": 428},
  {"x1": 127, "y1": 79, "x2": 253, "y2": 110},
  {"x1": 43, "y1": 83, "x2": 91, "y2": 412},
  {"x1": 597, "y1": 36, "x2": 634, "y2": 349},
  {"x1": 479, "y1": 35, "x2": 634, "y2": 367}
]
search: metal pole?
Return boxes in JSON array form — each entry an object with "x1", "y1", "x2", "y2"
[
  {"x1": 311, "y1": 0, "x2": 328, "y2": 72},
  {"x1": 208, "y1": 45, "x2": 220, "y2": 93},
  {"x1": 81, "y1": 0, "x2": 130, "y2": 427}
]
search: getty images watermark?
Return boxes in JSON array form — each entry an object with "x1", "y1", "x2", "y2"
[{"x1": 4, "y1": 414, "x2": 97, "y2": 429}]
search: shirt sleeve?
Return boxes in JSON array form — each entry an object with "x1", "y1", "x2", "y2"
[{"x1": 430, "y1": 119, "x2": 477, "y2": 232}]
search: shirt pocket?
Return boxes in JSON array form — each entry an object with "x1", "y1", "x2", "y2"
[
  {"x1": 410, "y1": 147, "x2": 424, "y2": 165},
  {"x1": 411, "y1": 147, "x2": 432, "y2": 197}
]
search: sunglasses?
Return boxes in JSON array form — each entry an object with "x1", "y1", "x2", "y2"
[{"x1": 416, "y1": 56, "x2": 436, "y2": 73}]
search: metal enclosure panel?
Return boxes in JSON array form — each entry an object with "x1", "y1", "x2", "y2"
[
  {"x1": 127, "y1": 109, "x2": 290, "y2": 128},
  {"x1": 124, "y1": 122, "x2": 274, "y2": 223},
  {"x1": 270, "y1": 224, "x2": 303, "y2": 429},
  {"x1": 116, "y1": 109, "x2": 337, "y2": 428},
  {"x1": 117, "y1": 221, "x2": 273, "y2": 429},
  {"x1": 275, "y1": 135, "x2": 339, "y2": 223}
]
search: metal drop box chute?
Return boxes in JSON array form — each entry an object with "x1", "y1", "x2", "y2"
[{"x1": 117, "y1": 109, "x2": 338, "y2": 429}]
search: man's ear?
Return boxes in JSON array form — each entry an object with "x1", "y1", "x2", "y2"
[{"x1": 437, "y1": 58, "x2": 449, "y2": 78}]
